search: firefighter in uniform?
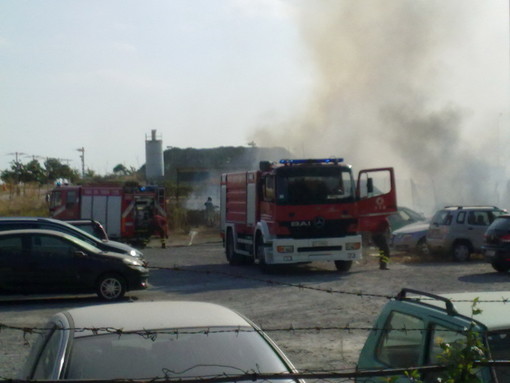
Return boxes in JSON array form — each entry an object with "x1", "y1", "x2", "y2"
[
  {"x1": 204, "y1": 197, "x2": 215, "y2": 227},
  {"x1": 371, "y1": 218, "x2": 390, "y2": 270},
  {"x1": 154, "y1": 214, "x2": 169, "y2": 248}
]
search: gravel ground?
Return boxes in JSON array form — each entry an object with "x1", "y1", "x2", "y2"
[{"x1": 1, "y1": 229, "x2": 509, "y2": 379}]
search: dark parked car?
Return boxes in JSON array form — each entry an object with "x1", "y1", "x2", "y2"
[
  {"x1": 19, "y1": 301, "x2": 300, "y2": 381},
  {"x1": 65, "y1": 219, "x2": 108, "y2": 240},
  {"x1": 0, "y1": 217, "x2": 144, "y2": 260},
  {"x1": 482, "y1": 214, "x2": 510, "y2": 272},
  {"x1": 0, "y1": 229, "x2": 148, "y2": 299}
]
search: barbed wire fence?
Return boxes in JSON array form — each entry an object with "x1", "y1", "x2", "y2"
[{"x1": 2, "y1": 264, "x2": 510, "y2": 382}]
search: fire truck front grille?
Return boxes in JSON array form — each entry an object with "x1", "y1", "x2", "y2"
[{"x1": 281, "y1": 219, "x2": 357, "y2": 239}]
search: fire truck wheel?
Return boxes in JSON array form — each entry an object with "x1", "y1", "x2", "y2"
[
  {"x1": 226, "y1": 231, "x2": 243, "y2": 265},
  {"x1": 256, "y1": 235, "x2": 273, "y2": 273},
  {"x1": 96, "y1": 273, "x2": 126, "y2": 300},
  {"x1": 334, "y1": 260, "x2": 352, "y2": 272}
]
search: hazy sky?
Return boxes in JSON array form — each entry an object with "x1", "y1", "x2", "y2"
[
  {"x1": 1, "y1": 0, "x2": 308, "y2": 173},
  {"x1": 1, "y1": 0, "x2": 509, "y2": 203}
]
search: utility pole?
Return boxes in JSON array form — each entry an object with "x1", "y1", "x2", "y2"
[
  {"x1": 24, "y1": 154, "x2": 45, "y2": 162},
  {"x1": 7, "y1": 151, "x2": 26, "y2": 163},
  {"x1": 76, "y1": 147, "x2": 85, "y2": 178},
  {"x1": 7, "y1": 152, "x2": 26, "y2": 184}
]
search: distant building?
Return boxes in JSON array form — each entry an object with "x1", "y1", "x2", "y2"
[{"x1": 152, "y1": 146, "x2": 291, "y2": 209}]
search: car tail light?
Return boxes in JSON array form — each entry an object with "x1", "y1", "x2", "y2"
[{"x1": 500, "y1": 234, "x2": 510, "y2": 243}]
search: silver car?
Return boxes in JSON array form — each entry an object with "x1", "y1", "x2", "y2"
[
  {"x1": 426, "y1": 206, "x2": 505, "y2": 261},
  {"x1": 19, "y1": 301, "x2": 300, "y2": 381},
  {"x1": 390, "y1": 220, "x2": 429, "y2": 255}
]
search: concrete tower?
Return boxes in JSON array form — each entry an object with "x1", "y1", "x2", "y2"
[{"x1": 145, "y1": 129, "x2": 164, "y2": 183}]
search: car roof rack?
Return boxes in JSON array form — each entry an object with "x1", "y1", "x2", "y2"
[
  {"x1": 396, "y1": 288, "x2": 459, "y2": 316},
  {"x1": 443, "y1": 205, "x2": 500, "y2": 210}
]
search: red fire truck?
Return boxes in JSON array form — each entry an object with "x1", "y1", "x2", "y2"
[
  {"x1": 220, "y1": 158, "x2": 396, "y2": 271},
  {"x1": 48, "y1": 184, "x2": 166, "y2": 243}
]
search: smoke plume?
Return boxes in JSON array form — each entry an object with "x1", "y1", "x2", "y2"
[{"x1": 251, "y1": 1, "x2": 509, "y2": 213}]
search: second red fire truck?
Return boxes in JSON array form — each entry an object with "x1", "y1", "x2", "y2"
[
  {"x1": 48, "y1": 183, "x2": 167, "y2": 244},
  {"x1": 220, "y1": 158, "x2": 397, "y2": 271}
]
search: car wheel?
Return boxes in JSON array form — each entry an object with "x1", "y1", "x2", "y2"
[
  {"x1": 492, "y1": 261, "x2": 510, "y2": 273},
  {"x1": 96, "y1": 274, "x2": 126, "y2": 300},
  {"x1": 452, "y1": 242, "x2": 471, "y2": 262},
  {"x1": 416, "y1": 238, "x2": 429, "y2": 256},
  {"x1": 334, "y1": 260, "x2": 352, "y2": 272}
]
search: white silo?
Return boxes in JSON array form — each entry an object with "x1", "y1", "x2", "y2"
[{"x1": 145, "y1": 129, "x2": 164, "y2": 182}]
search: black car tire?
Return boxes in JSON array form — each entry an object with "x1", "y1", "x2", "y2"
[
  {"x1": 96, "y1": 273, "x2": 126, "y2": 300},
  {"x1": 416, "y1": 238, "x2": 429, "y2": 256},
  {"x1": 334, "y1": 260, "x2": 353, "y2": 272},
  {"x1": 492, "y1": 261, "x2": 510, "y2": 273},
  {"x1": 256, "y1": 235, "x2": 275, "y2": 273},
  {"x1": 452, "y1": 242, "x2": 472, "y2": 262},
  {"x1": 225, "y1": 230, "x2": 243, "y2": 265}
]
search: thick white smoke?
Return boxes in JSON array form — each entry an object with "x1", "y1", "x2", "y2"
[{"x1": 251, "y1": 0, "x2": 509, "y2": 214}]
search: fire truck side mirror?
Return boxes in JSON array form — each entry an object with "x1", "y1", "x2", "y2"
[
  {"x1": 259, "y1": 161, "x2": 271, "y2": 172},
  {"x1": 367, "y1": 178, "x2": 374, "y2": 193}
]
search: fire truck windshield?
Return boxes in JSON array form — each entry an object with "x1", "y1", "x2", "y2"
[{"x1": 275, "y1": 166, "x2": 354, "y2": 205}]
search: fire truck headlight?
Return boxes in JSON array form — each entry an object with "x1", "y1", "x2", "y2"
[
  {"x1": 276, "y1": 245, "x2": 294, "y2": 253},
  {"x1": 345, "y1": 242, "x2": 361, "y2": 251}
]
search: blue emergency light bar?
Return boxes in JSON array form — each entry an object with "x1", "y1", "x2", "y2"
[{"x1": 279, "y1": 158, "x2": 344, "y2": 165}]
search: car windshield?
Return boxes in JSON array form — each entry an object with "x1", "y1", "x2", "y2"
[
  {"x1": 70, "y1": 222, "x2": 108, "y2": 240},
  {"x1": 275, "y1": 166, "x2": 354, "y2": 205},
  {"x1": 64, "y1": 234, "x2": 102, "y2": 253},
  {"x1": 65, "y1": 327, "x2": 293, "y2": 380},
  {"x1": 487, "y1": 330, "x2": 510, "y2": 381}
]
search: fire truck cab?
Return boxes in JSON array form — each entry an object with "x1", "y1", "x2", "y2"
[{"x1": 220, "y1": 158, "x2": 396, "y2": 271}]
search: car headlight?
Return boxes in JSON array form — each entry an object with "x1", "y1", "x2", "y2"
[
  {"x1": 129, "y1": 249, "x2": 144, "y2": 258},
  {"x1": 123, "y1": 258, "x2": 144, "y2": 267}
]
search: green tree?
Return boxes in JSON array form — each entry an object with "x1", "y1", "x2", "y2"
[
  {"x1": 113, "y1": 164, "x2": 129, "y2": 175},
  {"x1": 84, "y1": 168, "x2": 97, "y2": 179},
  {"x1": 113, "y1": 164, "x2": 137, "y2": 176},
  {"x1": 44, "y1": 158, "x2": 80, "y2": 183},
  {"x1": 0, "y1": 160, "x2": 24, "y2": 184},
  {"x1": 22, "y1": 159, "x2": 46, "y2": 184}
]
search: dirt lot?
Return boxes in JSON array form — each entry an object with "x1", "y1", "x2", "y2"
[{"x1": 1, "y1": 227, "x2": 510, "y2": 378}]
